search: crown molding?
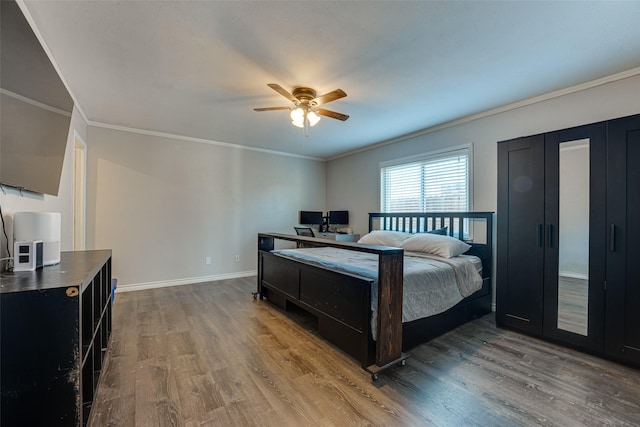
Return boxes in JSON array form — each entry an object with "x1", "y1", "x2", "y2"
[{"x1": 87, "y1": 121, "x2": 324, "y2": 161}]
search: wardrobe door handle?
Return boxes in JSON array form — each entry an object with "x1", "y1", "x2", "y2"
[
  {"x1": 610, "y1": 224, "x2": 616, "y2": 252},
  {"x1": 537, "y1": 224, "x2": 543, "y2": 247},
  {"x1": 547, "y1": 224, "x2": 553, "y2": 248}
]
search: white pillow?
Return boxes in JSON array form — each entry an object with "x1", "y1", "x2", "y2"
[
  {"x1": 357, "y1": 230, "x2": 412, "y2": 247},
  {"x1": 400, "y1": 233, "x2": 471, "y2": 258}
]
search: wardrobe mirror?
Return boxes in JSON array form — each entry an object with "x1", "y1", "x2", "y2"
[{"x1": 557, "y1": 139, "x2": 590, "y2": 336}]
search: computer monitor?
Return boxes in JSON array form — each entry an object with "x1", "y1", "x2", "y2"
[
  {"x1": 299, "y1": 210, "x2": 323, "y2": 225},
  {"x1": 328, "y1": 210, "x2": 349, "y2": 225}
]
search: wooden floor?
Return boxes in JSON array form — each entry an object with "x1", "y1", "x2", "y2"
[{"x1": 89, "y1": 277, "x2": 640, "y2": 426}]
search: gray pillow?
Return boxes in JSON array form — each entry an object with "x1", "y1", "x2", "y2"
[{"x1": 426, "y1": 226, "x2": 448, "y2": 235}]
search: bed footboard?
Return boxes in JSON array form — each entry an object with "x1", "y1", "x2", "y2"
[
  {"x1": 258, "y1": 233, "x2": 405, "y2": 369},
  {"x1": 259, "y1": 250, "x2": 375, "y2": 366}
]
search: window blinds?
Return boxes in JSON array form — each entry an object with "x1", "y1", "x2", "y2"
[{"x1": 381, "y1": 148, "x2": 469, "y2": 212}]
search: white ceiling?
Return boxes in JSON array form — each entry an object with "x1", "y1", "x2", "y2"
[{"x1": 21, "y1": 1, "x2": 640, "y2": 159}]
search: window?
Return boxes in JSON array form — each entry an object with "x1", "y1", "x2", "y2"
[{"x1": 380, "y1": 146, "x2": 471, "y2": 212}]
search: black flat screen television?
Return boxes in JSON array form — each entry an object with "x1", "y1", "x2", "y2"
[
  {"x1": 328, "y1": 210, "x2": 349, "y2": 225},
  {"x1": 299, "y1": 210, "x2": 323, "y2": 225},
  {"x1": 0, "y1": 0, "x2": 74, "y2": 196}
]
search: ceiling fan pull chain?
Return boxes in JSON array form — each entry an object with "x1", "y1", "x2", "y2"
[{"x1": 301, "y1": 125, "x2": 306, "y2": 155}]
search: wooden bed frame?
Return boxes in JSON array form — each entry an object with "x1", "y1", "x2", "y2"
[{"x1": 257, "y1": 212, "x2": 493, "y2": 378}]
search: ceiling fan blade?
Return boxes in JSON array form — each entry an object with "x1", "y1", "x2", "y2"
[
  {"x1": 254, "y1": 106, "x2": 290, "y2": 112},
  {"x1": 312, "y1": 89, "x2": 347, "y2": 106},
  {"x1": 316, "y1": 108, "x2": 349, "y2": 121},
  {"x1": 267, "y1": 83, "x2": 298, "y2": 103}
]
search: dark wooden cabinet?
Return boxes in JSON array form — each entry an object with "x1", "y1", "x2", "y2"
[
  {"x1": 497, "y1": 113, "x2": 640, "y2": 367},
  {"x1": 0, "y1": 250, "x2": 113, "y2": 426},
  {"x1": 606, "y1": 114, "x2": 640, "y2": 364}
]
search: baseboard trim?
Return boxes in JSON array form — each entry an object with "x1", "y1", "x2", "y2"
[{"x1": 116, "y1": 270, "x2": 257, "y2": 293}]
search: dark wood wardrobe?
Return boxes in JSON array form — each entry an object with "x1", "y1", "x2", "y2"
[{"x1": 497, "y1": 113, "x2": 640, "y2": 367}]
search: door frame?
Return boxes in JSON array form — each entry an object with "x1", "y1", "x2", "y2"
[{"x1": 73, "y1": 130, "x2": 87, "y2": 251}]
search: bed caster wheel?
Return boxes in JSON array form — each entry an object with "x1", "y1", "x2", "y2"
[
  {"x1": 398, "y1": 359, "x2": 406, "y2": 367},
  {"x1": 371, "y1": 373, "x2": 379, "y2": 381},
  {"x1": 251, "y1": 292, "x2": 259, "y2": 300}
]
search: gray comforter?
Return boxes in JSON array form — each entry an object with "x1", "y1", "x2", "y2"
[{"x1": 273, "y1": 247, "x2": 483, "y2": 339}]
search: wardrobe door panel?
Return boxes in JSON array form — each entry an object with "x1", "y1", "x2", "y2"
[
  {"x1": 607, "y1": 115, "x2": 640, "y2": 365},
  {"x1": 497, "y1": 135, "x2": 545, "y2": 334},
  {"x1": 543, "y1": 123, "x2": 606, "y2": 352}
]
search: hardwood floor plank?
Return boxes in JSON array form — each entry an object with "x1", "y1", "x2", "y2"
[
  {"x1": 89, "y1": 277, "x2": 640, "y2": 426},
  {"x1": 173, "y1": 372, "x2": 225, "y2": 422},
  {"x1": 134, "y1": 357, "x2": 184, "y2": 427}
]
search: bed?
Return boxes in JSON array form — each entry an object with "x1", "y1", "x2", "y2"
[{"x1": 256, "y1": 212, "x2": 493, "y2": 378}]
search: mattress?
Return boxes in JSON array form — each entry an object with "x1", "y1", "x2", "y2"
[{"x1": 273, "y1": 247, "x2": 483, "y2": 338}]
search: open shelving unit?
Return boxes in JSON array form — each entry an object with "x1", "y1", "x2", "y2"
[
  {"x1": 80, "y1": 253, "x2": 112, "y2": 426},
  {"x1": 0, "y1": 250, "x2": 113, "y2": 426}
]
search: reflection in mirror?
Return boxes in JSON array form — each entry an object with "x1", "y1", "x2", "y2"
[{"x1": 557, "y1": 139, "x2": 589, "y2": 336}]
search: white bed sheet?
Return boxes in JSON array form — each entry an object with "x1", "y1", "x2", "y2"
[{"x1": 273, "y1": 247, "x2": 483, "y2": 338}]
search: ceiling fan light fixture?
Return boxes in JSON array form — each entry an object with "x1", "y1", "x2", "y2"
[
  {"x1": 307, "y1": 110, "x2": 321, "y2": 127},
  {"x1": 290, "y1": 107, "x2": 304, "y2": 127}
]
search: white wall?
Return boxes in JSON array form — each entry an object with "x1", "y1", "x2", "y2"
[
  {"x1": 85, "y1": 126, "x2": 325, "y2": 289},
  {"x1": 0, "y1": 106, "x2": 87, "y2": 268},
  {"x1": 327, "y1": 74, "x2": 640, "y2": 237}
]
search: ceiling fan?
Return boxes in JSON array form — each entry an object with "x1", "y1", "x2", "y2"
[{"x1": 254, "y1": 83, "x2": 349, "y2": 128}]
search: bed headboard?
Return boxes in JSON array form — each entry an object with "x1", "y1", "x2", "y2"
[{"x1": 368, "y1": 212, "x2": 494, "y2": 278}]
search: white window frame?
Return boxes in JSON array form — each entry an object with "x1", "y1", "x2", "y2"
[{"x1": 379, "y1": 144, "x2": 473, "y2": 213}]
